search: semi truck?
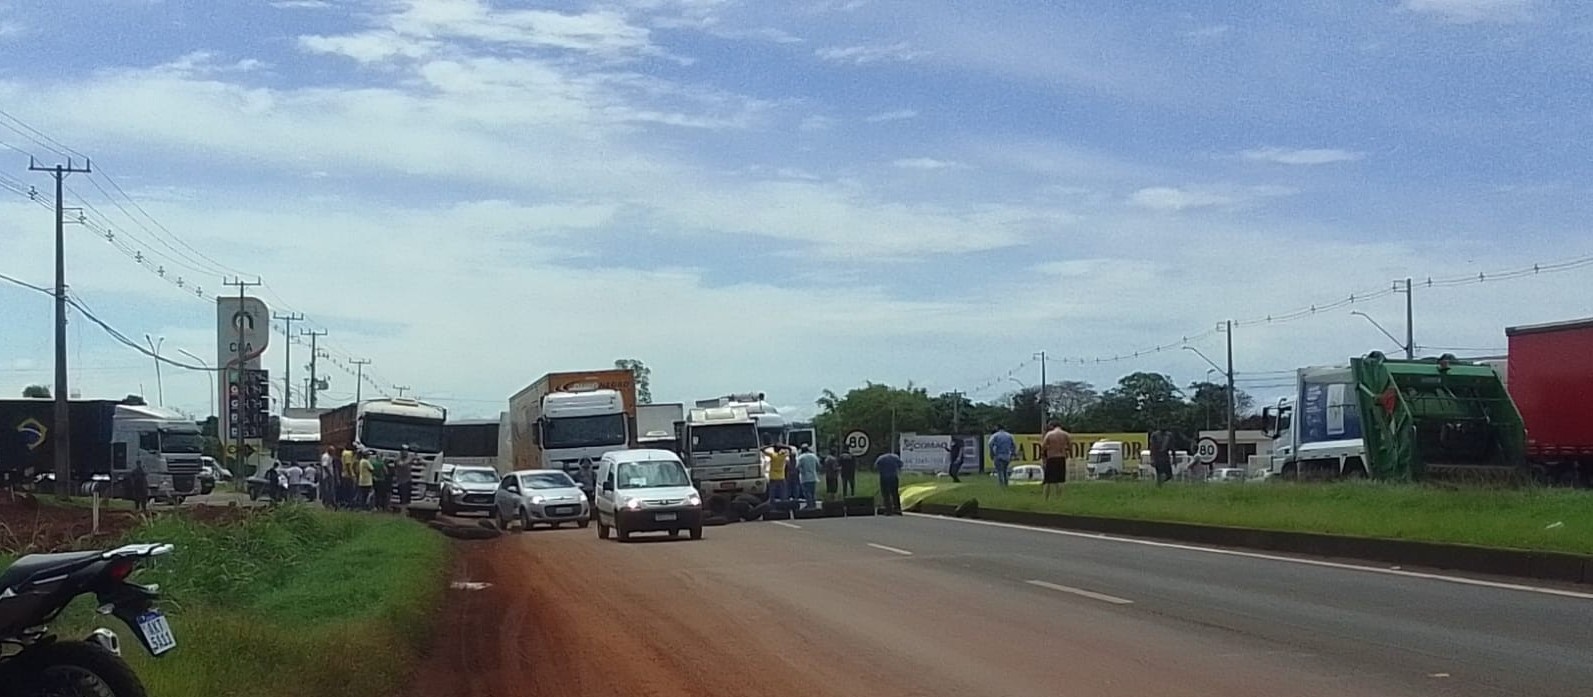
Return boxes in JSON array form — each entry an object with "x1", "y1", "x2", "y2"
[
  {"x1": 696, "y1": 393, "x2": 787, "y2": 444},
  {"x1": 679, "y1": 406, "x2": 766, "y2": 500},
  {"x1": 0, "y1": 399, "x2": 206, "y2": 502},
  {"x1": 636, "y1": 402, "x2": 684, "y2": 453},
  {"x1": 509, "y1": 369, "x2": 638, "y2": 496},
  {"x1": 320, "y1": 398, "x2": 448, "y2": 501},
  {"x1": 442, "y1": 419, "x2": 501, "y2": 471},
  {"x1": 1262, "y1": 352, "x2": 1524, "y2": 481},
  {"x1": 1504, "y1": 317, "x2": 1593, "y2": 486}
]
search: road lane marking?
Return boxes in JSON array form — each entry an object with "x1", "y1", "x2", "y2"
[
  {"x1": 772, "y1": 521, "x2": 803, "y2": 529},
  {"x1": 867, "y1": 542, "x2": 914, "y2": 556},
  {"x1": 1025, "y1": 580, "x2": 1134, "y2": 605},
  {"x1": 907, "y1": 514, "x2": 1593, "y2": 601}
]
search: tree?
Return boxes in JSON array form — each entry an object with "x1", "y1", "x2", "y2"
[
  {"x1": 1183, "y1": 381, "x2": 1255, "y2": 433},
  {"x1": 613, "y1": 358, "x2": 652, "y2": 404},
  {"x1": 21, "y1": 384, "x2": 50, "y2": 398},
  {"x1": 1043, "y1": 380, "x2": 1098, "y2": 423},
  {"x1": 813, "y1": 382, "x2": 934, "y2": 456}
]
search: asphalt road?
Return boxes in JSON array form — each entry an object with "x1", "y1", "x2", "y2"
[{"x1": 409, "y1": 512, "x2": 1593, "y2": 697}]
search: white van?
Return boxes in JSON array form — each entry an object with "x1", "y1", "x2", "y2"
[{"x1": 594, "y1": 449, "x2": 705, "y2": 541}]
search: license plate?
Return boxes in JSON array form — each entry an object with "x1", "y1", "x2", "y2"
[
  {"x1": 551, "y1": 506, "x2": 575, "y2": 516},
  {"x1": 136, "y1": 610, "x2": 177, "y2": 656},
  {"x1": 655, "y1": 512, "x2": 677, "y2": 521},
  {"x1": 717, "y1": 482, "x2": 738, "y2": 490}
]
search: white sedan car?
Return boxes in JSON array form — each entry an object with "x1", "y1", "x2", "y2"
[{"x1": 493, "y1": 469, "x2": 591, "y2": 530}]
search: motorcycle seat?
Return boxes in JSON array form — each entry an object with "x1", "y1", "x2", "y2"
[{"x1": 0, "y1": 551, "x2": 103, "y2": 593}]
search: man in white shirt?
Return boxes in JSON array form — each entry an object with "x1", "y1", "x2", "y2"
[{"x1": 319, "y1": 447, "x2": 337, "y2": 508}]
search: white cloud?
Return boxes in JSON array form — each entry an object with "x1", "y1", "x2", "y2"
[
  {"x1": 892, "y1": 157, "x2": 958, "y2": 170},
  {"x1": 1401, "y1": 0, "x2": 1537, "y2": 23},
  {"x1": 865, "y1": 109, "x2": 918, "y2": 123},
  {"x1": 798, "y1": 114, "x2": 835, "y2": 131},
  {"x1": 1241, "y1": 147, "x2": 1366, "y2": 165},
  {"x1": 1128, "y1": 185, "x2": 1295, "y2": 212},
  {"x1": 815, "y1": 42, "x2": 925, "y2": 64},
  {"x1": 1182, "y1": 24, "x2": 1231, "y2": 40},
  {"x1": 270, "y1": 0, "x2": 332, "y2": 8}
]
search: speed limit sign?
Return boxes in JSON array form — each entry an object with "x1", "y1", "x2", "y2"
[
  {"x1": 1194, "y1": 437, "x2": 1220, "y2": 465},
  {"x1": 844, "y1": 430, "x2": 871, "y2": 457}
]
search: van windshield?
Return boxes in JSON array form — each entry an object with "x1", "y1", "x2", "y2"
[{"x1": 617, "y1": 460, "x2": 691, "y2": 489}]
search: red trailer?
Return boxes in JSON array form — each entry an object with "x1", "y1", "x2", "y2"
[{"x1": 1505, "y1": 317, "x2": 1593, "y2": 485}]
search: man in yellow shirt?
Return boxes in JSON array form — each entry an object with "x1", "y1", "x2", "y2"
[
  {"x1": 763, "y1": 438, "x2": 789, "y2": 503},
  {"x1": 340, "y1": 448, "x2": 357, "y2": 507},
  {"x1": 356, "y1": 450, "x2": 375, "y2": 509}
]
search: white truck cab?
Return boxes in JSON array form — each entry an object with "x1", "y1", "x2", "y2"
[
  {"x1": 1261, "y1": 366, "x2": 1368, "y2": 480},
  {"x1": 593, "y1": 449, "x2": 704, "y2": 541},
  {"x1": 1085, "y1": 440, "x2": 1127, "y2": 479},
  {"x1": 112, "y1": 404, "x2": 205, "y2": 502},
  {"x1": 682, "y1": 407, "x2": 766, "y2": 499},
  {"x1": 534, "y1": 388, "x2": 629, "y2": 496}
]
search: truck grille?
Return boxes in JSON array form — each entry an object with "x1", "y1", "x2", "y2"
[{"x1": 166, "y1": 458, "x2": 202, "y2": 476}]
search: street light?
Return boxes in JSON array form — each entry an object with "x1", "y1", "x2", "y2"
[
  {"x1": 144, "y1": 334, "x2": 165, "y2": 406},
  {"x1": 1350, "y1": 310, "x2": 1413, "y2": 359},
  {"x1": 1186, "y1": 323, "x2": 1238, "y2": 470},
  {"x1": 178, "y1": 348, "x2": 214, "y2": 418}
]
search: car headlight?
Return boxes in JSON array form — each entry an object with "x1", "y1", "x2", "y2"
[
  {"x1": 531, "y1": 495, "x2": 545, "y2": 505},
  {"x1": 686, "y1": 493, "x2": 702, "y2": 507},
  {"x1": 625, "y1": 498, "x2": 641, "y2": 510}
]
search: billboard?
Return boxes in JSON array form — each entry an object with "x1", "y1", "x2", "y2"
[
  {"x1": 1009, "y1": 432, "x2": 1149, "y2": 467},
  {"x1": 217, "y1": 296, "x2": 270, "y2": 446},
  {"x1": 898, "y1": 434, "x2": 982, "y2": 473}
]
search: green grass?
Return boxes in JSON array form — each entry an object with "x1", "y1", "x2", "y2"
[
  {"x1": 912, "y1": 478, "x2": 1593, "y2": 555},
  {"x1": 54, "y1": 505, "x2": 449, "y2": 697}
]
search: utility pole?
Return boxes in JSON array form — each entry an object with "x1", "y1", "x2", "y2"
[
  {"x1": 31, "y1": 157, "x2": 91, "y2": 498},
  {"x1": 1401, "y1": 278, "x2": 1414, "y2": 359},
  {"x1": 1223, "y1": 320, "x2": 1237, "y2": 469},
  {"x1": 350, "y1": 359, "x2": 371, "y2": 403},
  {"x1": 224, "y1": 277, "x2": 262, "y2": 476},
  {"x1": 950, "y1": 390, "x2": 963, "y2": 434},
  {"x1": 1033, "y1": 351, "x2": 1048, "y2": 431},
  {"x1": 301, "y1": 329, "x2": 326, "y2": 408},
  {"x1": 393, "y1": 385, "x2": 411, "y2": 398},
  {"x1": 273, "y1": 312, "x2": 304, "y2": 410},
  {"x1": 143, "y1": 334, "x2": 165, "y2": 406}
]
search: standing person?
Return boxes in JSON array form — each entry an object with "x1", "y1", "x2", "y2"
[
  {"x1": 822, "y1": 446, "x2": 840, "y2": 498},
  {"x1": 838, "y1": 448, "x2": 857, "y2": 497},
  {"x1": 128, "y1": 463, "x2": 150, "y2": 513},
  {"x1": 370, "y1": 451, "x2": 390, "y2": 511},
  {"x1": 1148, "y1": 428, "x2": 1175, "y2": 485},
  {"x1": 393, "y1": 447, "x2": 415, "y2": 508},
  {"x1": 943, "y1": 436, "x2": 965, "y2": 483},
  {"x1": 875, "y1": 449, "x2": 903, "y2": 515},
  {"x1": 988, "y1": 425, "x2": 1016, "y2": 487},
  {"x1": 796, "y1": 444, "x2": 820, "y2": 509},
  {"x1": 763, "y1": 438, "x2": 789, "y2": 503},
  {"x1": 356, "y1": 450, "x2": 375, "y2": 509},
  {"x1": 783, "y1": 441, "x2": 801, "y2": 502},
  {"x1": 340, "y1": 447, "x2": 357, "y2": 507},
  {"x1": 302, "y1": 458, "x2": 320, "y2": 502},
  {"x1": 283, "y1": 459, "x2": 305, "y2": 502},
  {"x1": 320, "y1": 446, "x2": 339, "y2": 508},
  {"x1": 1041, "y1": 421, "x2": 1072, "y2": 500}
]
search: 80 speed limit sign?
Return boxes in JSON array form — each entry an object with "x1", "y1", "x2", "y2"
[
  {"x1": 844, "y1": 430, "x2": 871, "y2": 457},
  {"x1": 1193, "y1": 437, "x2": 1220, "y2": 465}
]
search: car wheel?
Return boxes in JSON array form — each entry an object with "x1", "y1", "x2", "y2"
[
  {"x1": 577, "y1": 518, "x2": 590, "y2": 529},
  {"x1": 668, "y1": 529, "x2": 680, "y2": 538},
  {"x1": 598, "y1": 521, "x2": 610, "y2": 539},
  {"x1": 690, "y1": 526, "x2": 703, "y2": 540},
  {"x1": 551, "y1": 521, "x2": 561, "y2": 529},
  {"x1": 440, "y1": 498, "x2": 454, "y2": 516},
  {"x1": 521, "y1": 508, "x2": 534, "y2": 531}
]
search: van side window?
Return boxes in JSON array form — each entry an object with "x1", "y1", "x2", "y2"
[{"x1": 139, "y1": 431, "x2": 160, "y2": 452}]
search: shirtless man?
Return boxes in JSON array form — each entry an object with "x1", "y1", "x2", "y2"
[{"x1": 1041, "y1": 421, "x2": 1072, "y2": 500}]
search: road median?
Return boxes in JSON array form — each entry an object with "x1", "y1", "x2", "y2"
[{"x1": 911, "y1": 480, "x2": 1593, "y2": 585}]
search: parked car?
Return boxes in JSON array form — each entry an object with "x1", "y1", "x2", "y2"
[
  {"x1": 992, "y1": 464, "x2": 1044, "y2": 483},
  {"x1": 493, "y1": 469, "x2": 590, "y2": 530},
  {"x1": 593, "y1": 449, "x2": 703, "y2": 541},
  {"x1": 440, "y1": 465, "x2": 501, "y2": 516}
]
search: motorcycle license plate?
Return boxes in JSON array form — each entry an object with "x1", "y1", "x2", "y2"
[
  {"x1": 136, "y1": 610, "x2": 177, "y2": 656},
  {"x1": 655, "y1": 512, "x2": 677, "y2": 521}
]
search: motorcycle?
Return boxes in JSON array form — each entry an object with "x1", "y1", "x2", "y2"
[{"x1": 0, "y1": 543, "x2": 176, "y2": 697}]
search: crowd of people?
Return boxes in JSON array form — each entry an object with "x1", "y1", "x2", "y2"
[
  {"x1": 259, "y1": 444, "x2": 420, "y2": 511},
  {"x1": 760, "y1": 437, "x2": 859, "y2": 510}
]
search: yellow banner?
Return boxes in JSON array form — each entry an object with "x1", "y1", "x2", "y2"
[{"x1": 1009, "y1": 432, "x2": 1148, "y2": 467}]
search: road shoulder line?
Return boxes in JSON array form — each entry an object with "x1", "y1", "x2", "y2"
[
  {"x1": 1025, "y1": 580, "x2": 1134, "y2": 605},
  {"x1": 866, "y1": 542, "x2": 914, "y2": 556}
]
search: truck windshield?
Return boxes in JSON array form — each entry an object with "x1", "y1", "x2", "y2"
[
  {"x1": 277, "y1": 441, "x2": 321, "y2": 464},
  {"x1": 756, "y1": 426, "x2": 786, "y2": 445},
  {"x1": 1087, "y1": 450, "x2": 1114, "y2": 464},
  {"x1": 159, "y1": 430, "x2": 205, "y2": 454},
  {"x1": 363, "y1": 415, "x2": 444, "y2": 452},
  {"x1": 692, "y1": 423, "x2": 759, "y2": 452},
  {"x1": 542, "y1": 413, "x2": 627, "y2": 450}
]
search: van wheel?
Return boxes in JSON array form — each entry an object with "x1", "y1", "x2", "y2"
[
  {"x1": 577, "y1": 518, "x2": 590, "y2": 529},
  {"x1": 598, "y1": 521, "x2": 610, "y2": 539},
  {"x1": 616, "y1": 524, "x2": 631, "y2": 542}
]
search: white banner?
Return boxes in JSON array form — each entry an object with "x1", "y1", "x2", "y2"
[{"x1": 899, "y1": 434, "x2": 951, "y2": 472}]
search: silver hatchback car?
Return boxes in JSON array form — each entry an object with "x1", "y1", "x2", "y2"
[{"x1": 493, "y1": 469, "x2": 591, "y2": 530}]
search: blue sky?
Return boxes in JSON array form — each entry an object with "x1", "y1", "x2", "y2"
[{"x1": 1, "y1": 0, "x2": 1591, "y2": 421}]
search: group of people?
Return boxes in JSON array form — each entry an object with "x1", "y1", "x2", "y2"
[
  {"x1": 761, "y1": 438, "x2": 860, "y2": 509},
  {"x1": 262, "y1": 444, "x2": 420, "y2": 511}
]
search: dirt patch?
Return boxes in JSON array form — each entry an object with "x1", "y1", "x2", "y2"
[{"x1": 0, "y1": 494, "x2": 141, "y2": 554}]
